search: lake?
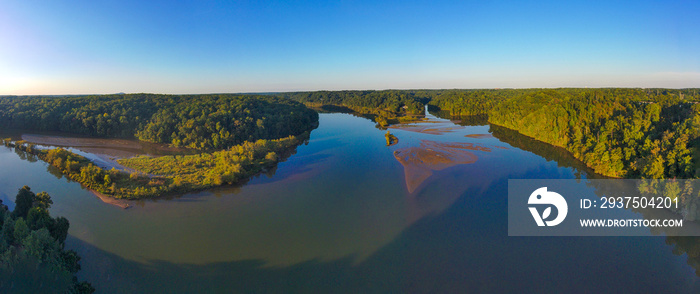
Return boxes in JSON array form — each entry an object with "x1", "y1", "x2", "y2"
[{"x1": 1, "y1": 111, "x2": 700, "y2": 293}]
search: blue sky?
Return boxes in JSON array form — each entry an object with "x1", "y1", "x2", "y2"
[{"x1": 1, "y1": 0, "x2": 699, "y2": 94}]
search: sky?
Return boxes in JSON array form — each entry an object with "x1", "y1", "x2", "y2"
[{"x1": 1, "y1": 0, "x2": 699, "y2": 95}]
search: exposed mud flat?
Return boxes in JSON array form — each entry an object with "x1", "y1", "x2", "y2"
[
  {"x1": 393, "y1": 140, "x2": 490, "y2": 193},
  {"x1": 21, "y1": 134, "x2": 189, "y2": 158},
  {"x1": 90, "y1": 190, "x2": 132, "y2": 209},
  {"x1": 20, "y1": 133, "x2": 197, "y2": 173},
  {"x1": 464, "y1": 133, "x2": 494, "y2": 139},
  {"x1": 388, "y1": 124, "x2": 465, "y2": 135}
]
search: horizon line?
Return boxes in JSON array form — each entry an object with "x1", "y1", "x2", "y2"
[{"x1": 3, "y1": 86, "x2": 700, "y2": 97}]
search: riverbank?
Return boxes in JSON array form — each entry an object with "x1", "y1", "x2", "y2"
[{"x1": 3, "y1": 134, "x2": 310, "y2": 200}]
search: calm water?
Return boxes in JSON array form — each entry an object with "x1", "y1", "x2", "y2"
[{"x1": 1, "y1": 112, "x2": 700, "y2": 293}]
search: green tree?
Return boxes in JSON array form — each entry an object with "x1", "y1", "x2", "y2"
[
  {"x1": 13, "y1": 218, "x2": 30, "y2": 242},
  {"x1": 12, "y1": 186, "x2": 36, "y2": 219}
]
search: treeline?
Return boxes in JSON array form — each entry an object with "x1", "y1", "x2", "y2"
[
  {"x1": 0, "y1": 186, "x2": 94, "y2": 293},
  {"x1": 429, "y1": 89, "x2": 539, "y2": 116},
  {"x1": 277, "y1": 90, "x2": 436, "y2": 117},
  {"x1": 430, "y1": 88, "x2": 700, "y2": 117},
  {"x1": 0, "y1": 94, "x2": 318, "y2": 150},
  {"x1": 430, "y1": 88, "x2": 700, "y2": 178}
]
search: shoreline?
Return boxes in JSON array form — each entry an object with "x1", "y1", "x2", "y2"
[
  {"x1": 89, "y1": 190, "x2": 132, "y2": 209},
  {"x1": 3, "y1": 133, "x2": 310, "y2": 202}
]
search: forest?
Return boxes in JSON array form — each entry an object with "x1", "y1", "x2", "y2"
[
  {"x1": 276, "y1": 90, "x2": 430, "y2": 115},
  {"x1": 0, "y1": 94, "x2": 319, "y2": 198},
  {"x1": 429, "y1": 88, "x2": 700, "y2": 179},
  {"x1": 273, "y1": 88, "x2": 700, "y2": 179},
  {"x1": 0, "y1": 186, "x2": 94, "y2": 293},
  {"x1": 276, "y1": 90, "x2": 438, "y2": 126},
  {"x1": 0, "y1": 94, "x2": 318, "y2": 150},
  {"x1": 4, "y1": 89, "x2": 700, "y2": 198}
]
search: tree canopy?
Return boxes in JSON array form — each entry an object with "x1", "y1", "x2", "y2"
[
  {"x1": 0, "y1": 94, "x2": 318, "y2": 150},
  {"x1": 429, "y1": 88, "x2": 700, "y2": 179},
  {"x1": 1, "y1": 186, "x2": 94, "y2": 293}
]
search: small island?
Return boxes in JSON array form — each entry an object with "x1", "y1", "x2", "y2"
[{"x1": 385, "y1": 131, "x2": 398, "y2": 146}]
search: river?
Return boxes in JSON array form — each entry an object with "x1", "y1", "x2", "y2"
[{"x1": 1, "y1": 111, "x2": 699, "y2": 293}]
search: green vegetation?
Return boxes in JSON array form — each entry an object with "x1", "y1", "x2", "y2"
[
  {"x1": 278, "y1": 90, "x2": 429, "y2": 115},
  {"x1": 277, "y1": 90, "x2": 439, "y2": 126},
  {"x1": 0, "y1": 93, "x2": 318, "y2": 150},
  {"x1": 488, "y1": 124, "x2": 601, "y2": 179},
  {"x1": 118, "y1": 135, "x2": 307, "y2": 196},
  {"x1": 385, "y1": 131, "x2": 398, "y2": 146},
  {"x1": 295, "y1": 88, "x2": 700, "y2": 179},
  {"x1": 0, "y1": 94, "x2": 319, "y2": 199},
  {"x1": 428, "y1": 89, "x2": 532, "y2": 116},
  {"x1": 1, "y1": 186, "x2": 94, "y2": 293},
  {"x1": 430, "y1": 88, "x2": 700, "y2": 179},
  {"x1": 5, "y1": 89, "x2": 700, "y2": 199},
  {"x1": 4, "y1": 135, "x2": 307, "y2": 199}
]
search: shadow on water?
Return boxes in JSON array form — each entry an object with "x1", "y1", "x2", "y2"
[
  {"x1": 430, "y1": 109, "x2": 700, "y2": 285},
  {"x1": 428, "y1": 107, "x2": 489, "y2": 127},
  {"x1": 310, "y1": 105, "x2": 357, "y2": 114},
  {"x1": 667, "y1": 236, "x2": 700, "y2": 277},
  {"x1": 67, "y1": 175, "x2": 700, "y2": 293},
  {"x1": 428, "y1": 107, "x2": 602, "y2": 178},
  {"x1": 488, "y1": 124, "x2": 604, "y2": 179},
  {"x1": 488, "y1": 123, "x2": 700, "y2": 280},
  {"x1": 5, "y1": 113, "x2": 700, "y2": 293}
]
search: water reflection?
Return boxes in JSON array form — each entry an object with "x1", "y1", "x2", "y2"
[
  {"x1": 489, "y1": 124, "x2": 602, "y2": 179},
  {"x1": 666, "y1": 236, "x2": 700, "y2": 277},
  {"x1": 2, "y1": 112, "x2": 700, "y2": 292},
  {"x1": 495, "y1": 125, "x2": 700, "y2": 278},
  {"x1": 432, "y1": 111, "x2": 700, "y2": 280},
  {"x1": 1, "y1": 114, "x2": 481, "y2": 271}
]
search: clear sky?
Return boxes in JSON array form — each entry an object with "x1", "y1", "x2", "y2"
[{"x1": 1, "y1": 0, "x2": 699, "y2": 94}]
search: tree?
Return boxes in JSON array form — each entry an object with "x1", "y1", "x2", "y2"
[
  {"x1": 1, "y1": 187, "x2": 94, "y2": 293},
  {"x1": 35, "y1": 191, "x2": 53, "y2": 210},
  {"x1": 22, "y1": 228, "x2": 58, "y2": 263},
  {"x1": 52, "y1": 217, "x2": 70, "y2": 246},
  {"x1": 13, "y1": 218, "x2": 30, "y2": 242},
  {"x1": 27, "y1": 207, "x2": 53, "y2": 231},
  {"x1": 12, "y1": 186, "x2": 36, "y2": 219}
]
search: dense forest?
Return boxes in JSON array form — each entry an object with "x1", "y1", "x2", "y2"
[
  {"x1": 276, "y1": 90, "x2": 440, "y2": 126},
  {"x1": 428, "y1": 89, "x2": 541, "y2": 116},
  {"x1": 276, "y1": 88, "x2": 700, "y2": 179},
  {"x1": 0, "y1": 94, "x2": 318, "y2": 150},
  {"x1": 4, "y1": 89, "x2": 700, "y2": 198},
  {"x1": 0, "y1": 186, "x2": 93, "y2": 293},
  {"x1": 276, "y1": 90, "x2": 431, "y2": 115},
  {"x1": 430, "y1": 88, "x2": 700, "y2": 179},
  {"x1": 0, "y1": 93, "x2": 319, "y2": 198}
]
